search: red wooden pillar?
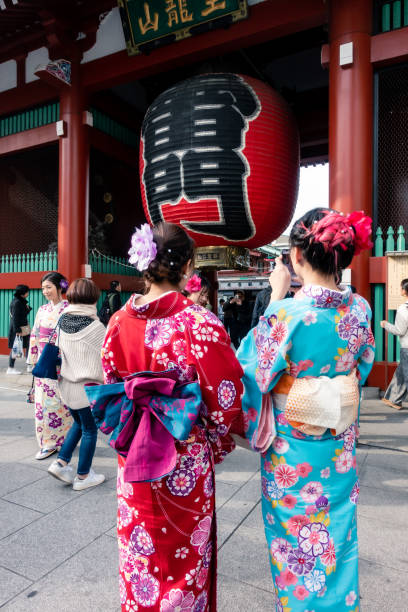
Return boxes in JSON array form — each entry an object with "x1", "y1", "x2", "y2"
[
  {"x1": 58, "y1": 60, "x2": 89, "y2": 282},
  {"x1": 205, "y1": 269, "x2": 219, "y2": 315},
  {"x1": 328, "y1": 0, "x2": 373, "y2": 301}
]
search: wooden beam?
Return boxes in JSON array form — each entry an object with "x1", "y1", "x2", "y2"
[
  {"x1": 0, "y1": 80, "x2": 56, "y2": 116},
  {"x1": 0, "y1": 123, "x2": 58, "y2": 156},
  {"x1": 0, "y1": 269, "x2": 141, "y2": 292},
  {"x1": 0, "y1": 271, "x2": 46, "y2": 289},
  {"x1": 3, "y1": 0, "x2": 20, "y2": 9},
  {"x1": 92, "y1": 273, "x2": 143, "y2": 293},
  {"x1": 0, "y1": 338, "x2": 9, "y2": 355},
  {"x1": 322, "y1": 28, "x2": 408, "y2": 69},
  {"x1": 90, "y1": 127, "x2": 138, "y2": 169},
  {"x1": 0, "y1": 31, "x2": 46, "y2": 64},
  {"x1": 82, "y1": 0, "x2": 328, "y2": 92},
  {"x1": 369, "y1": 255, "x2": 387, "y2": 284},
  {"x1": 371, "y1": 27, "x2": 408, "y2": 67},
  {"x1": 367, "y1": 361, "x2": 397, "y2": 389},
  {"x1": 91, "y1": 90, "x2": 142, "y2": 132}
]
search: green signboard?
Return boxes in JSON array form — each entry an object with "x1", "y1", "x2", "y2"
[{"x1": 118, "y1": 0, "x2": 248, "y2": 55}]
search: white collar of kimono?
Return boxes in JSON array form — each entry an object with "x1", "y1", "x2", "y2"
[
  {"x1": 132, "y1": 290, "x2": 176, "y2": 309},
  {"x1": 297, "y1": 283, "x2": 352, "y2": 308},
  {"x1": 48, "y1": 300, "x2": 65, "y2": 308}
]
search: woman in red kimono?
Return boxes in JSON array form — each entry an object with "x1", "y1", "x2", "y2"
[{"x1": 102, "y1": 222, "x2": 243, "y2": 612}]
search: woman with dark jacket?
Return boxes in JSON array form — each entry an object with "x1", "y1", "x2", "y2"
[
  {"x1": 251, "y1": 286, "x2": 272, "y2": 328},
  {"x1": 107, "y1": 280, "x2": 122, "y2": 314},
  {"x1": 98, "y1": 280, "x2": 122, "y2": 326},
  {"x1": 7, "y1": 284, "x2": 31, "y2": 375}
]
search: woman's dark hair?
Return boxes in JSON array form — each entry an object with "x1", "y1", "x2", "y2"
[
  {"x1": 289, "y1": 207, "x2": 355, "y2": 276},
  {"x1": 401, "y1": 279, "x2": 408, "y2": 295},
  {"x1": 199, "y1": 275, "x2": 211, "y2": 293},
  {"x1": 14, "y1": 284, "x2": 29, "y2": 297},
  {"x1": 110, "y1": 280, "x2": 120, "y2": 291},
  {"x1": 41, "y1": 272, "x2": 68, "y2": 294},
  {"x1": 145, "y1": 222, "x2": 195, "y2": 286},
  {"x1": 66, "y1": 278, "x2": 100, "y2": 304}
]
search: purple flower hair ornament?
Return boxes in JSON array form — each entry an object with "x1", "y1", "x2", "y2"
[
  {"x1": 128, "y1": 223, "x2": 157, "y2": 271},
  {"x1": 60, "y1": 279, "x2": 69, "y2": 291}
]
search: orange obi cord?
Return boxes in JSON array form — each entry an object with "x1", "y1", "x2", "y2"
[{"x1": 273, "y1": 373, "x2": 295, "y2": 395}]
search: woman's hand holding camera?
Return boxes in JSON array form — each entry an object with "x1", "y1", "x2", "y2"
[{"x1": 269, "y1": 255, "x2": 291, "y2": 302}]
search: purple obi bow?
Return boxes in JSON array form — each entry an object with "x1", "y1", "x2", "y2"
[{"x1": 85, "y1": 369, "x2": 203, "y2": 483}]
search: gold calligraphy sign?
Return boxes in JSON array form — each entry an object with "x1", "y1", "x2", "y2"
[{"x1": 118, "y1": 0, "x2": 248, "y2": 56}]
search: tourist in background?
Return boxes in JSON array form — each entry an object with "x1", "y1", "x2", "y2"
[
  {"x1": 218, "y1": 298, "x2": 226, "y2": 323},
  {"x1": 183, "y1": 272, "x2": 211, "y2": 307},
  {"x1": 107, "y1": 280, "x2": 122, "y2": 313},
  {"x1": 48, "y1": 278, "x2": 105, "y2": 490},
  {"x1": 251, "y1": 285, "x2": 272, "y2": 328},
  {"x1": 102, "y1": 222, "x2": 243, "y2": 611},
  {"x1": 381, "y1": 278, "x2": 408, "y2": 410},
  {"x1": 229, "y1": 290, "x2": 251, "y2": 348},
  {"x1": 28, "y1": 272, "x2": 72, "y2": 460},
  {"x1": 98, "y1": 280, "x2": 122, "y2": 326},
  {"x1": 222, "y1": 295, "x2": 235, "y2": 336},
  {"x1": 7, "y1": 284, "x2": 31, "y2": 375}
]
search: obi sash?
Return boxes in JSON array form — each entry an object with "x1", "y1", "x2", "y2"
[
  {"x1": 247, "y1": 370, "x2": 360, "y2": 452},
  {"x1": 85, "y1": 369, "x2": 203, "y2": 483},
  {"x1": 273, "y1": 368, "x2": 360, "y2": 437},
  {"x1": 38, "y1": 326, "x2": 56, "y2": 341}
]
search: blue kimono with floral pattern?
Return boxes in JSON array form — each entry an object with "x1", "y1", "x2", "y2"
[{"x1": 237, "y1": 284, "x2": 375, "y2": 612}]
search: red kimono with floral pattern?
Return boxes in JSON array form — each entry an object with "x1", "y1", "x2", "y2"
[{"x1": 101, "y1": 291, "x2": 243, "y2": 612}]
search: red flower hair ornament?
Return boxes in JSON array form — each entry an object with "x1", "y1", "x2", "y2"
[
  {"x1": 304, "y1": 210, "x2": 373, "y2": 256},
  {"x1": 185, "y1": 274, "x2": 202, "y2": 294}
]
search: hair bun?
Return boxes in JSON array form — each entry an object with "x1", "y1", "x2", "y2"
[{"x1": 143, "y1": 222, "x2": 195, "y2": 286}]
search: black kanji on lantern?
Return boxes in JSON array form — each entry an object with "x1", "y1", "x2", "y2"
[{"x1": 141, "y1": 74, "x2": 260, "y2": 241}]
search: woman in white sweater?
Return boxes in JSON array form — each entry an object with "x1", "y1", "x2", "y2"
[
  {"x1": 48, "y1": 278, "x2": 106, "y2": 490},
  {"x1": 381, "y1": 278, "x2": 408, "y2": 410}
]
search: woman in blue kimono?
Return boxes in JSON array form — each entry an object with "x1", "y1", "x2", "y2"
[{"x1": 237, "y1": 208, "x2": 375, "y2": 611}]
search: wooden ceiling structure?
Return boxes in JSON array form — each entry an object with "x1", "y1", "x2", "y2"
[
  {"x1": 0, "y1": 0, "x2": 331, "y2": 165},
  {"x1": 0, "y1": 0, "x2": 116, "y2": 64}
]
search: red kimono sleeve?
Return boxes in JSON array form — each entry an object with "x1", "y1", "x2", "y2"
[
  {"x1": 101, "y1": 316, "x2": 125, "y2": 384},
  {"x1": 185, "y1": 319, "x2": 244, "y2": 464}
]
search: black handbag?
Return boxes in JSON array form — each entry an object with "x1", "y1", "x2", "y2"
[{"x1": 32, "y1": 325, "x2": 61, "y2": 380}]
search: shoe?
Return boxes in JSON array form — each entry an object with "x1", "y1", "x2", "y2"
[
  {"x1": 35, "y1": 447, "x2": 57, "y2": 460},
  {"x1": 73, "y1": 469, "x2": 105, "y2": 491},
  {"x1": 381, "y1": 398, "x2": 402, "y2": 410},
  {"x1": 6, "y1": 368, "x2": 21, "y2": 375},
  {"x1": 48, "y1": 460, "x2": 74, "y2": 484},
  {"x1": 26, "y1": 365, "x2": 33, "y2": 373}
]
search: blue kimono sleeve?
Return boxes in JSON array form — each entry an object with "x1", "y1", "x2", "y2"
[
  {"x1": 353, "y1": 298, "x2": 375, "y2": 386},
  {"x1": 237, "y1": 308, "x2": 291, "y2": 450}
]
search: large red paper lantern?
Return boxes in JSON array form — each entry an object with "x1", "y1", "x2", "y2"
[{"x1": 140, "y1": 73, "x2": 299, "y2": 248}]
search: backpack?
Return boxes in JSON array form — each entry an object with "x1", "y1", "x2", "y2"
[{"x1": 98, "y1": 294, "x2": 113, "y2": 326}]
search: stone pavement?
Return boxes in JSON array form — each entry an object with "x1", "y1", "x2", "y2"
[{"x1": 0, "y1": 356, "x2": 407, "y2": 611}]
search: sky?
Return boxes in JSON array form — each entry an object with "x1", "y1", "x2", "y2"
[{"x1": 283, "y1": 163, "x2": 329, "y2": 235}]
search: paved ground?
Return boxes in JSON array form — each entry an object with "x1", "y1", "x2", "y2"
[{"x1": 0, "y1": 356, "x2": 408, "y2": 611}]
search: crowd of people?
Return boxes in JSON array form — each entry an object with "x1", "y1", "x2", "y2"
[{"x1": 5, "y1": 207, "x2": 382, "y2": 610}]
